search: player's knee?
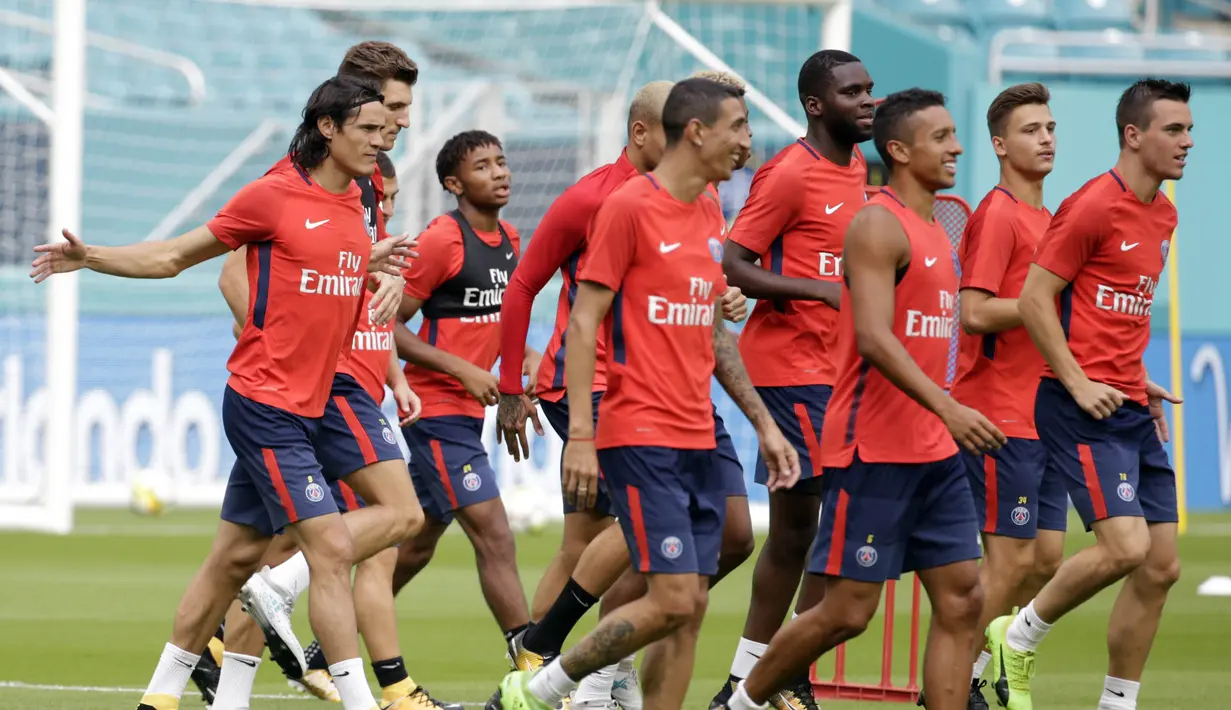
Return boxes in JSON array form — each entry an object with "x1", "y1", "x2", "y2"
[
  {"x1": 720, "y1": 530, "x2": 755, "y2": 571},
  {"x1": 817, "y1": 589, "x2": 880, "y2": 639},
  {"x1": 207, "y1": 539, "x2": 267, "y2": 586},
  {"x1": 647, "y1": 579, "x2": 703, "y2": 629},
  {"x1": 303, "y1": 528, "x2": 356, "y2": 579},
  {"x1": 933, "y1": 571, "x2": 984, "y2": 629},
  {"x1": 1139, "y1": 554, "x2": 1181, "y2": 592},
  {"x1": 395, "y1": 536, "x2": 436, "y2": 574},
  {"x1": 1031, "y1": 547, "x2": 1062, "y2": 585},
  {"x1": 393, "y1": 498, "x2": 425, "y2": 542},
  {"x1": 763, "y1": 527, "x2": 812, "y2": 565}
]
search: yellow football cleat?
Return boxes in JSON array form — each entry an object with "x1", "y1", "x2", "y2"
[{"x1": 288, "y1": 668, "x2": 342, "y2": 702}]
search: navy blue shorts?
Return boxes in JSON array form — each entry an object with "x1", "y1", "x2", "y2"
[
  {"x1": 598, "y1": 446, "x2": 726, "y2": 576},
  {"x1": 964, "y1": 437, "x2": 1067, "y2": 539},
  {"x1": 315, "y1": 374, "x2": 404, "y2": 479},
  {"x1": 714, "y1": 408, "x2": 748, "y2": 497},
  {"x1": 541, "y1": 392, "x2": 613, "y2": 517},
  {"x1": 403, "y1": 415, "x2": 500, "y2": 524},
  {"x1": 330, "y1": 480, "x2": 365, "y2": 514},
  {"x1": 1035, "y1": 378, "x2": 1177, "y2": 532},
  {"x1": 753, "y1": 385, "x2": 832, "y2": 493},
  {"x1": 808, "y1": 453, "x2": 981, "y2": 582},
  {"x1": 220, "y1": 387, "x2": 338, "y2": 537}
]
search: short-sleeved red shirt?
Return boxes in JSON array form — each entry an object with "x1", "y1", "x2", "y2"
[
  {"x1": 402, "y1": 214, "x2": 521, "y2": 419},
  {"x1": 949, "y1": 186, "x2": 1051, "y2": 439},
  {"x1": 580, "y1": 174, "x2": 727, "y2": 450},
  {"x1": 1033, "y1": 170, "x2": 1175, "y2": 405},
  {"x1": 208, "y1": 166, "x2": 371, "y2": 417},
  {"x1": 728, "y1": 140, "x2": 868, "y2": 387}
]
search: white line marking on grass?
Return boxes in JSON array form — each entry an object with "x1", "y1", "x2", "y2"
[{"x1": 0, "y1": 680, "x2": 485, "y2": 705}]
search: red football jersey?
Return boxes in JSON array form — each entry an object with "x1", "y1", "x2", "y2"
[
  {"x1": 497, "y1": 151, "x2": 638, "y2": 401},
  {"x1": 580, "y1": 174, "x2": 727, "y2": 450},
  {"x1": 1033, "y1": 170, "x2": 1175, "y2": 406},
  {"x1": 209, "y1": 167, "x2": 370, "y2": 417},
  {"x1": 950, "y1": 186, "x2": 1051, "y2": 439},
  {"x1": 402, "y1": 214, "x2": 521, "y2": 419},
  {"x1": 729, "y1": 140, "x2": 867, "y2": 387},
  {"x1": 821, "y1": 189, "x2": 960, "y2": 466}
]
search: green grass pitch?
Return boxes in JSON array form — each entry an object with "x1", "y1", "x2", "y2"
[{"x1": 1, "y1": 508, "x2": 1229, "y2": 709}]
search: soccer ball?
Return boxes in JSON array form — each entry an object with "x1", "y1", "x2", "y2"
[
  {"x1": 129, "y1": 476, "x2": 169, "y2": 517},
  {"x1": 504, "y1": 485, "x2": 550, "y2": 535}
]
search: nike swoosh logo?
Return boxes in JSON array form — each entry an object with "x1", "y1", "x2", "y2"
[
  {"x1": 237, "y1": 658, "x2": 257, "y2": 667},
  {"x1": 825, "y1": 203, "x2": 843, "y2": 215},
  {"x1": 659, "y1": 242, "x2": 681, "y2": 254},
  {"x1": 175, "y1": 659, "x2": 195, "y2": 669},
  {"x1": 749, "y1": 651, "x2": 762, "y2": 659},
  {"x1": 924, "y1": 257, "x2": 938, "y2": 267},
  {"x1": 1120, "y1": 241, "x2": 1139, "y2": 251},
  {"x1": 570, "y1": 591, "x2": 594, "y2": 608},
  {"x1": 1024, "y1": 617, "x2": 1032, "y2": 627},
  {"x1": 333, "y1": 671, "x2": 350, "y2": 677},
  {"x1": 305, "y1": 219, "x2": 330, "y2": 229},
  {"x1": 1108, "y1": 690, "x2": 1126, "y2": 697},
  {"x1": 505, "y1": 252, "x2": 514, "y2": 260},
  {"x1": 378, "y1": 663, "x2": 401, "y2": 670}
]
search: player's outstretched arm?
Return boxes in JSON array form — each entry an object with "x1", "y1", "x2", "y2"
[
  {"x1": 959, "y1": 288, "x2": 1022, "y2": 335},
  {"x1": 723, "y1": 241, "x2": 840, "y2": 308},
  {"x1": 219, "y1": 246, "x2": 250, "y2": 333},
  {"x1": 31, "y1": 225, "x2": 231, "y2": 282},
  {"x1": 560, "y1": 280, "x2": 613, "y2": 511},
  {"x1": 712, "y1": 322, "x2": 800, "y2": 491},
  {"x1": 846, "y1": 207, "x2": 1004, "y2": 454},
  {"x1": 1019, "y1": 263, "x2": 1125, "y2": 419},
  {"x1": 393, "y1": 294, "x2": 499, "y2": 406}
]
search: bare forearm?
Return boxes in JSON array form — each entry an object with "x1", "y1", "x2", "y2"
[
  {"x1": 962, "y1": 296, "x2": 1022, "y2": 334},
  {"x1": 385, "y1": 348, "x2": 408, "y2": 388},
  {"x1": 712, "y1": 324, "x2": 772, "y2": 429},
  {"x1": 858, "y1": 329, "x2": 953, "y2": 416},
  {"x1": 564, "y1": 319, "x2": 598, "y2": 437},
  {"x1": 726, "y1": 260, "x2": 838, "y2": 307},
  {"x1": 1019, "y1": 293, "x2": 1086, "y2": 388},
  {"x1": 394, "y1": 326, "x2": 470, "y2": 378},
  {"x1": 85, "y1": 243, "x2": 181, "y2": 279}
]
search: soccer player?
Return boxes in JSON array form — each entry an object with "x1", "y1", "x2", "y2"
[
  {"x1": 30, "y1": 75, "x2": 414, "y2": 710},
  {"x1": 722, "y1": 88, "x2": 1005, "y2": 710},
  {"x1": 947, "y1": 82, "x2": 1064, "y2": 709},
  {"x1": 214, "y1": 151, "x2": 456, "y2": 710},
  {"x1": 987, "y1": 79, "x2": 1191, "y2": 710},
  {"x1": 390, "y1": 130, "x2": 539, "y2": 655},
  {"x1": 713, "y1": 49, "x2": 875, "y2": 710},
  {"x1": 490, "y1": 77, "x2": 799, "y2": 710}
]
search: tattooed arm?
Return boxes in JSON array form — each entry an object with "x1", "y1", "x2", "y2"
[{"x1": 712, "y1": 322, "x2": 800, "y2": 491}]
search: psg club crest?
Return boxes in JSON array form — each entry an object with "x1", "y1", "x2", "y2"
[
  {"x1": 855, "y1": 545, "x2": 878, "y2": 568},
  {"x1": 1117, "y1": 481, "x2": 1136, "y2": 502},
  {"x1": 661, "y1": 536, "x2": 683, "y2": 560},
  {"x1": 707, "y1": 237, "x2": 724, "y2": 263},
  {"x1": 463, "y1": 472, "x2": 482, "y2": 492},
  {"x1": 1011, "y1": 506, "x2": 1031, "y2": 526},
  {"x1": 1161, "y1": 240, "x2": 1170, "y2": 266},
  {"x1": 305, "y1": 481, "x2": 325, "y2": 504},
  {"x1": 382, "y1": 427, "x2": 396, "y2": 445}
]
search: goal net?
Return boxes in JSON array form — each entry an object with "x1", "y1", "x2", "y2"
[{"x1": 0, "y1": 0, "x2": 847, "y2": 531}]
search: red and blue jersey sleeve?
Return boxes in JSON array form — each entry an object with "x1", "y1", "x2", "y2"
[
  {"x1": 579, "y1": 195, "x2": 638, "y2": 292},
  {"x1": 1034, "y1": 191, "x2": 1106, "y2": 283},
  {"x1": 207, "y1": 178, "x2": 284, "y2": 249},
  {"x1": 959, "y1": 194, "x2": 1017, "y2": 295}
]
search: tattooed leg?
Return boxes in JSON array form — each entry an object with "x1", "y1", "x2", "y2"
[
  {"x1": 640, "y1": 576, "x2": 709, "y2": 710},
  {"x1": 559, "y1": 573, "x2": 703, "y2": 680}
]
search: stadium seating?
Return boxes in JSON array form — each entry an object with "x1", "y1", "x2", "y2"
[{"x1": 1053, "y1": 0, "x2": 1137, "y2": 30}]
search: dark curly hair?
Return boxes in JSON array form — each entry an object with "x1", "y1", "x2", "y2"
[{"x1": 435, "y1": 130, "x2": 503, "y2": 189}]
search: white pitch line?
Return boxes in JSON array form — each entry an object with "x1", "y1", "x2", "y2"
[{"x1": 0, "y1": 680, "x2": 486, "y2": 705}]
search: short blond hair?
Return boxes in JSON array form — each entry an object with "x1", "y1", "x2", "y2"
[
  {"x1": 689, "y1": 70, "x2": 746, "y2": 96},
  {"x1": 628, "y1": 80, "x2": 674, "y2": 126}
]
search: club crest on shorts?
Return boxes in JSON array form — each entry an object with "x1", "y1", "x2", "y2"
[
  {"x1": 382, "y1": 427, "x2": 395, "y2": 445},
  {"x1": 661, "y1": 536, "x2": 683, "y2": 560},
  {"x1": 1011, "y1": 506, "x2": 1031, "y2": 526},
  {"x1": 1117, "y1": 481, "x2": 1135, "y2": 502},
  {"x1": 462, "y1": 472, "x2": 482, "y2": 492},
  {"x1": 305, "y1": 481, "x2": 325, "y2": 503},
  {"x1": 855, "y1": 545, "x2": 878, "y2": 568},
  {"x1": 708, "y1": 237, "x2": 724, "y2": 263}
]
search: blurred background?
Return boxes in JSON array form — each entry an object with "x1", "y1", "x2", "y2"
[{"x1": 3, "y1": 2, "x2": 1231, "y2": 708}]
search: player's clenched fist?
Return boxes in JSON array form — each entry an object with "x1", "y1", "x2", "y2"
[
  {"x1": 940, "y1": 401, "x2": 1006, "y2": 455},
  {"x1": 458, "y1": 363, "x2": 499, "y2": 407},
  {"x1": 1070, "y1": 378, "x2": 1126, "y2": 420},
  {"x1": 720, "y1": 286, "x2": 748, "y2": 323},
  {"x1": 561, "y1": 438, "x2": 600, "y2": 510},
  {"x1": 757, "y1": 422, "x2": 800, "y2": 492}
]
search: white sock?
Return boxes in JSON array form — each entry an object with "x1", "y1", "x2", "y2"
[
  {"x1": 1005, "y1": 601, "x2": 1053, "y2": 653},
  {"x1": 972, "y1": 649, "x2": 991, "y2": 680},
  {"x1": 212, "y1": 652, "x2": 262, "y2": 710},
  {"x1": 140, "y1": 642, "x2": 200, "y2": 704},
  {"x1": 527, "y1": 657, "x2": 580, "y2": 707},
  {"x1": 573, "y1": 663, "x2": 616, "y2": 704},
  {"x1": 729, "y1": 638, "x2": 769, "y2": 679},
  {"x1": 727, "y1": 680, "x2": 768, "y2": 710},
  {"x1": 1098, "y1": 676, "x2": 1140, "y2": 709},
  {"x1": 267, "y1": 551, "x2": 311, "y2": 602},
  {"x1": 329, "y1": 658, "x2": 379, "y2": 710},
  {"x1": 616, "y1": 653, "x2": 636, "y2": 674}
]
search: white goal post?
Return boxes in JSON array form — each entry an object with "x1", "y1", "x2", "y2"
[{"x1": 0, "y1": 0, "x2": 850, "y2": 533}]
